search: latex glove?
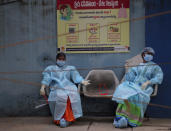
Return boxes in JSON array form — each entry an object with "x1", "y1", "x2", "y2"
[
  {"x1": 141, "y1": 81, "x2": 151, "y2": 90},
  {"x1": 40, "y1": 84, "x2": 46, "y2": 96},
  {"x1": 81, "y1": 80, "x2": 90, "y2": 86}
]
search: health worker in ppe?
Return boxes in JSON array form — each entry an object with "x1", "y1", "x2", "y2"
[
  {"x1": 112, "y1": 47, "x2": 163, "y2": 128},
  {"x1": 40, "y1": 52, "x2": 90, "y2": 128}
]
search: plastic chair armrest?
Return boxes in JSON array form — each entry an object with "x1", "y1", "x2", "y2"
[{"x1": 151, "y1": 84, "x2": 158, "y2": 97}]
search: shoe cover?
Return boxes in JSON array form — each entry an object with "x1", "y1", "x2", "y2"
[
  {"x1": 113, "y1": 117, "x2": 128, "y2": 128},
  {"x1": 59, "y1": 118, "x2": 70, "y2": 128}
]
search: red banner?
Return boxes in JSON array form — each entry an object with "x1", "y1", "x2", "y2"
[{"x1": 57, "y1": 0, "x2": 129, "y2": 10}]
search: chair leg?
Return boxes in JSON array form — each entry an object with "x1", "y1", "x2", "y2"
[{"x1": 144, "y1": 112, "x2": 150, "y2": 121}]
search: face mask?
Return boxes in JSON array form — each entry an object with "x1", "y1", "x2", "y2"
[
  {"x1": 56, "y1": 60, "x2": 66, "y2": 67},
  {"x1": 144, "y1": 54, "x2": 153, "y2": 62}
]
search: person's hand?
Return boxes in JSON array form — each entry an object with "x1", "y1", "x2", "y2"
[
  {"x1": 81, "y1": 80, "x2": 90, "y2": 86},
  {"x1": 40, "y1": 85, "x2": 46, "y2": 96},
  {"x1": 141, "y1": 81, "x2": 151, "y2": 90}
]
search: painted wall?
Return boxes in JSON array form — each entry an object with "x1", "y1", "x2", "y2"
[
  {"x1": 0, "y1": 0, "x2": 145, "y2": 116},
  {"x1": 145, "y1": 0, "x2": 171, "y2": 118}
]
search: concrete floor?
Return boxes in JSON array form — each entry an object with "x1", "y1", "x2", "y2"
[{"x1": 0, "y1": 117, "x2": 171, "y2": 131}]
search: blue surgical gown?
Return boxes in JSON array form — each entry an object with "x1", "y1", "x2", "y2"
[
  {"x1": 41, "y1": 65, "x2": 84, "y2": 120},
  {"x1": 112, "y1": 61, "x2": 163, "y2": 117}
]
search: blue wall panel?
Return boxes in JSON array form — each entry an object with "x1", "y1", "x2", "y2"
[{"x1": 145, "y1": 0, "x2": 171, "y2": 118}]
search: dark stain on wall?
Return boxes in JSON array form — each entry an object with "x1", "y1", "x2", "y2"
[
  {"x1": 18, "y1": 0, "x2": 28, "y2": 5},
  {"x1": 160, "y1": 0, "x2": 164, "y2": 9},
  {"x1": 0, "y1": 0, "x2": 17, "y2": 5},
  {"x1": 145, "y1": 0, "x2": 165, "y2": 11},
  {"x1": 37, "y1": 53, "x2": 55, "y2": 68},
  {"x1": 42, "y1": 7, "x2": 54, "y2": 17},
  {"x1": 18, "y1": 0, "x2": 53, "y2": 6}
]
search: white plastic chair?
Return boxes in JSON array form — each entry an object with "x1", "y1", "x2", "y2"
[{"x1": 78, "y1": 70, "x2": 119, "y2": 98}]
